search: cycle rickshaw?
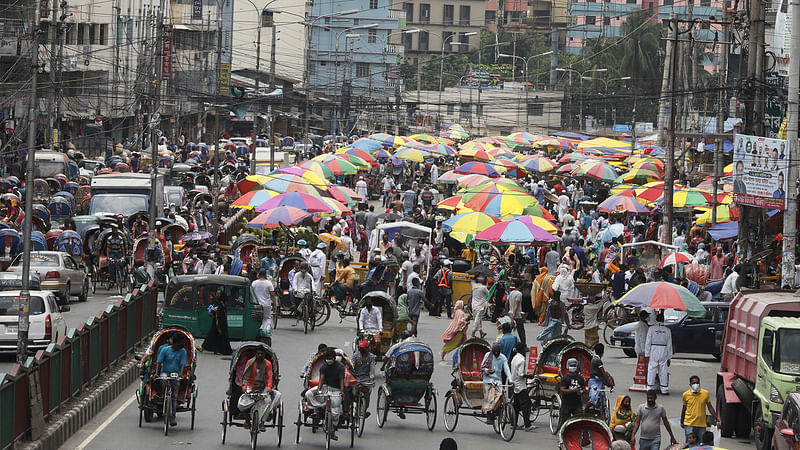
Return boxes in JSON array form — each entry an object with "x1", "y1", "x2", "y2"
[
  {"x1": 273, "y1": 254, "x2": 331, "y2": 334},
  {"x1": 441, "y1": 338, "x2": 516, "y2": 441},
  {"x1": 375, "y1": 340, "x2": 437, "y2": 431},
  {"x1": 221, "y1": 341, "x2": 284, "y2": 449},
  {"x1": 354, "y1": 291, "x2": 398, "y2": 361},
  {"x1": 136, "y1": 326, "x2": 198, "y2": 435},
  {"x1": 296, "y1": 347, "x2": 358, "y2": 449},
  {"x1": 558, "y1": 416, "x2": 613, "y2": 450},
  {"x1": 91, "y1": 227, "x2": 133, "y2": 294}
]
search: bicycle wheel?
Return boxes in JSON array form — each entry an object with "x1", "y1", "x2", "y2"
[
  {"x1": 117, "y1": 268, "x2": 124, "y2": 295},
  {"x1": 190, "y1": 394, "x2": 196, "y2": 430},
  {"x1": 310, "y1": 298, "x2": 317, "y2": 331},
  {"x1": 357, "y1": 393, "x2": 367, "y2": 437},
  {"x1": 349, "y1": 400, "x2": 356, "y2": 448},
  {"x1": 376, "y1": 386, "x2": 389, "y2": 428},
  {"x1": 221, "y1": 404, "x2": 228, "y2": 444},
  {"x1": 324, "y1": 407, "x2": 332, "y2": 450},
  {"x1": 295, "y1": 403, "x2": 302, "y2": 444},
  {"x1": 443, "y1": 391, "x2": 459, "y2": 432},
  {"x1": 277, "y1": 402, "x2": 283, "y2": 447},
  {"x1": 425, "y1": 387, "x2": 437, "y2": 431},
  {"x1": 549, "y1": 395, "x2": 561, "y2": 435},
  {"x1": 302, "y1": 301, "x2": 309, "y2": 334},
  {"x1": 163, "y1": 389, "x2": 170, "y2": 436},
  {"x1": 602, "y1": 323, "x2": 616, "y2": 346},
  {"x1": 528, "y1": 382, "x2": 542, "y2": 423},
  {"x1": 498, "y1": 397, "x2": 516, "y2": 442},
  {"x1": 250, "y1": 408, "x2": 259, "y2": 450},
  {"x1": 315, "y1": 300, "x2": 332, "y2": 328},
  {"x1": 91, "y1": 269, "x2": 97, "y2": 294}
]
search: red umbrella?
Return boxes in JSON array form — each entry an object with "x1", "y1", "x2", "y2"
[{"x1": 659, "y1": 252, "x2": 693, "y2": 267}]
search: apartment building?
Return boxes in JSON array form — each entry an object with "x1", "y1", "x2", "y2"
[
  {"x1": 528, "y1": 0, "x2": 570, "y2": 30},
  {"x1": 395, "y1": 0, "x2": 485, "y2": 63}
]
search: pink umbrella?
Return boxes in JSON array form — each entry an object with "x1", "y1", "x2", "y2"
[
  {"x1": 254, "y1": 192, "x2": 335, "y2": 213},
  {"x1": 247, "y1": 206, "x2": 311, "y2": 228},
  {"x1": 659, "y1": 252, "x2": 693, "y2": 267},
  {"x1": 474, "y1": 216, "x2": 558, "y2": 244}
]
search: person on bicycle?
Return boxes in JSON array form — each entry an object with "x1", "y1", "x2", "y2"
[
  {"x1": 239, "y1": 348, "x2": 281, "y2": 427},
  {"x1": 156, "y1": 333, "x2": 187, "y2": 427},
  {"x1": 588, "y1": 343, "x2": 615, "y2": 411},
  {"x1": 357, "y1": 295, "x2": 383, "y2": 350},
  {"x1": 351, "y1": 341, "x2": 375, "y2": 418},
  {"x1": 332, "y1": 255, "x2": 356, "y2": 304},
  {"x1": 480, "y1": 342, "x2": 512, "y2": 424},
  {"x1": 304, "y1": 348, "x2": 345, "y2": 440},
  {"x1": 559, "y1": 358, "x2": 586, "y2": 426},
  {"x1": 106, "y1": 224, "x2": 126, "y2": 286},
  {"x1": 292, "y1": 262, "x2": 315, "y2": 314}
]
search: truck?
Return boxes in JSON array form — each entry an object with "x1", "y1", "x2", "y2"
[
  {"x1": 89, "y1": 173, "x2": 165, "y2": 218},
  {"x1": 716, "y1": 289, "x2": 800, "y2": 449}
]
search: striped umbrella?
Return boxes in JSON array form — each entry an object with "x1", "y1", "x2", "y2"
[
  {"x1": 559, "y1": 153, "x2": 592, "y2": 163},
  {"x1": 493, "y1": 158, "x2": 521, "y2": 176},
  {"x1": 254, "y1": 192, "x2": 337, "y2": 214},
  {"x1": 613, "y1": 167, "x2": 662, "y2": 185},
  {"x1": 297, "y1": 160, "x2": 335, "y2": 180},
  {"x1": 320, "y1": 157, "x2": 359, "y2": 176},
  {"x1": 247, "y1": 206, "x2": 312, "y2": 228},
  {"x1": 572, "y1": 160, "x2": 618, "y2": 182},
  {"x1": 474, "y1": 216, "x2": 558, "y2": 244},
  {"x1": 326, "y1": 185, "x2": 362, "y2": 206},
  {"x1": 369, "y1": 132, "x2": 393, "y2": 141},
  {"x1": 670, "y1": 189, "x2": 712, "y2": 208},
  {"x1": 337, "y1": 147, "x2": 377, "y2": 166},
  {"x1": 393, "y1": 146, "x2": 432, "y2": 162},
  {"x1": 459, "y1": 148, "x2": 493, "y2": 162},
  {"x1": 439, "y1": 170, "x2": 461, "y2": 184},
  {"x1": 506, "y1": 131, "x2": 539, "y2": 144},
  {"x1": 696, "y1": 204, "x2": 739, "y2": 225},
  {"x1": 557, "y1": 163, "x2": 578, "y2": 174},
  {"x1": 350, "y1": 138, "x2": 383, "y2": 152},
  {"x1": 261, "y1": 173, "x2": 324, "y2": 195},
  {"x1": 610, "y1": 183, "x2": 638, "y2": 195},
  {"x1": 442, "y1": 211, "x2": 500, "y2": 234},
  {"x1": 409, "y1": 133, "x2": 439, "y2": 144},
  {"x1": 380, "y1": 135, "x2": 413, "y2": 148},
  {"x1": 236, "y1": 175, "x2": 273, "y2": 193},
  {"x1": 454, "y1": 161, "x2": 502, "y2": 177},
  {"x1": 459, "y1": 183, "x2": 527, "y2": 204},
  {"x1": 469, "y1": 191, "x2": 539, "y2": 217},
  {"x1": 659, "y1": 252, "x2": 694, "y2": 267},
  {"x1": 521, "y1": 156, "x2": 557, "y2": 173},
  {"x1": 598, "y1": 196, "x2": 651, "y2": 214},
  {"x1": 231, "y1": 189, "x2": 281, "y2": 209},
  {"x1": 456, "y1": 173, "x2": 493, "y2": 187},
  {"x1": 631, "y1": 160, "x2": 664, "y2": 175},
  {"x1": 614, "y1": 282, "x2": 706, "y2": 318},
  {"x1": 372, "y1": 148, "x2": 393, "y2": 159},
  {"x1": 437, "y1": 195, "x2": 466, "y2": 210},
  {"x1": 427, "y1": 143, "x2": 457, "y2": 156},
  {"x1": 498, "y1": 214, "x2": 559, "y2": 235}
]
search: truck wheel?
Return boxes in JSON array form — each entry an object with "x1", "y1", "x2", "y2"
[
  {"x1": 736, "y1": 405, "x2": 751, "y2": 439},
  {"x1": 717, "y1": 386, "x2": 737, "y2": 438},
  {"x1": 753, "y1": 405, "x2": 773, "y2": 450}
]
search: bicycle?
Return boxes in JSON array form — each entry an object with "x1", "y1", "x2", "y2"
[
  {"x1": 322, "y1": 391, "x2": 347, "y2": 450},
  {"x1": 156, "y1": 372, "x2": 180, "y2": 436},
  {"x1": 352, "y1": 381, "x2": 374, "y2": 438}
]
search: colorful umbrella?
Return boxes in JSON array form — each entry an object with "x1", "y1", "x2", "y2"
[
  {"x1": 528, "y1": 204, "x2": 559, "y2": 223},
  {"x1": 613, "y1": 282, "x2": 706, "y2": 317},
  {"x1": 427, "y1": 143, "x2": 457, "y2": 156},
  {"x1": 393, "y1": 146, "x2": 431, "y2": 162},
  {"x1": 441, "y1": 211, "x2": 500, "y2": 234},
  {"x1": 468, "y1": 191, "x2": 539, "y2": 217},
  {"x1": 521, "y1": 156, "x2": 557, "y2": 173},
  {"x1": 613, "y1": 167, "x2": 662, "y2": 185},
  {"x1": 557, "y1": 163, "x2": 578, "y2": 174},
  {"x1": 559, "y1": 153, "x2": 592, "y2": 164},
  {"x1": 506, "y1": 131, "x2": 538, "y2": 144},
  {"x1": 459, "y1": 183, "x2": 527, "y2": 205},
  {"x1": 247, "y1": 206, "x2": 312, "y2": 228},
  {"x1": 696, "y1": 204, "x2": 739, "y2": 225},
  {"x1": 254, "y1": 192, "x2": 336, "y2": 213},
  {"x1": 380, "y1": 135, "x2": 413, "y2": 148},
  {"x1": 372, "y1": 148, "x2": 393, "y2": 159},
  {"x1": 439, "y1": 170, "x2": 461, "y2": 184},
  {"x1": 454, "y1": 161, "x2": 502, "y2": 177},
  {"x1": 474, "y1": 216, "x2": 558, "y2": 244},
  {"x1": 369, "y1": 132, "x2": 393, "y2": 141},
  {"x1": 572, "y1": 160, "x2": 618, "y2": 182},
  {"x1": 659, "y1": 252, "x2": 693, "y2": 267},
  {"x1": 261, "y1": 173, "x2": 323, "y2": 195},
  {"x1": 350, "y1": 138, "x2": 383, "y2": 152},
  {"x1": 597, "y1": 196, "x2": 651, "y2": 214},
  {"x1": 319, "y1": 232, "x2": 349, "y2": 252},
  {"x1": 337, "y1": 147, "x2": 377, "y2": 166},
  {"x1": 493, "y1": 158, "x2": 521, "y2": 176},
  {"x1": 231, "y1": 189, "x2": 281, "y2": 209},
  {"x1": 409, "y1": 133, "x2": 439, "y2": 144},
  {"x1": 610, "y1": 184, "x2": 638, "y2": 195},
  {"x1": 322, "y1": 157, "x2": 358, "y2": 176},
  {"x1": 437, "y1": 195, "x2": 466, "y2": 210},
  {"x1": 630, "y1": 160, "x2": 664, "y2": 175},
  {"x1": 670, "y1": 189, "x2": 712, "y2": 208},
  {"x1": 297, "y1": 160, "x2": 336, "y2": 180},
  {"x1": 456, "y1": 174, "x2": 493, "y2": 187},
  {"x1": 458, "y1": 148, "x2": 493, "y2": 162},
  {"x1": 237, "y1": 175, "x2": 273, "y2": 193},
  {"x1": 723, "y1": 162, "x2": 733, "y2": 177},
  {"x1": 326, "y1": 185, "x2": 362, "y2": 206}
]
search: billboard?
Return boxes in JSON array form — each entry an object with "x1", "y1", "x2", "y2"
[{"x1": 732, "y1": 133, "x2": 788, "y2": 209}]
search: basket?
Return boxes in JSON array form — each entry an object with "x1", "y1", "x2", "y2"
[{"x1": 574, "y1": 282, "x2": 606, "y2": 297}]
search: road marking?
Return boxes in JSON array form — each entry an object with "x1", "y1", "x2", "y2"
[{"x1": 75, "y1": 394, "x2": 137, "y2": 450}]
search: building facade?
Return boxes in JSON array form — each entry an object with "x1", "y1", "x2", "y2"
[{"x1": 393, "y1": 0, "x2": 484, "y2": 62}]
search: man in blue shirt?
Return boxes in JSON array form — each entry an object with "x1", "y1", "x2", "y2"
[
  {"x1": 402, "y1": 187, "x2": 416, "y2": 214},
  {"x1": 498, "y1": 322, "x2": 518, "y2": 361},
  {"x1": 157, "y1": 333, "x2": 187, "y2": 426},
  {"x1": 481, "y1": 342, "x2": 512, "y2": 423}
]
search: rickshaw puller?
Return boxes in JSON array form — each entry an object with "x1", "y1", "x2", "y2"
[
  {"x1": 357, "y1": 296, "x2": 383, "y2": 349},
  {"x1": 157, "y1": 333, "x2": 187, "y2": 427},
  {"x1": 304, "y1": 349, "x2": 345, "y2": 440},
  {"x1": 107, "y1": 224, "x2": 126, "y2": 284},
  {"x1": 292, "y1": 262, "x2": 315, "y2": 315},
  {"x1": 239, "y1": 348, "x2": 281, "y2": 428},
  {"x1": 481, "y1": 342, "x2": 511, "y2": 424}
]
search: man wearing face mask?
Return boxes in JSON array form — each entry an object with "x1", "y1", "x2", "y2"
[
  {"x1": 358, "y1": 296, "x2": 383, "y2": 350},
  {"x1": 481, "y1": 342, "x2": 512, "y2": 424},
  {"x1": 680, "y1": 375, "x2": 717, "y2": 443},
  {"x1": 292, "y1": 262, "x2": 315, "y2": 318},
  {"x1": 558, "y1": 358, "x2": 586, "y2": 427},
  {"x1": 351, "y1": 341, "x2": 375, "y2": 418},
  {"x1": 304, "y1": 349, "x2": 345, "y2": 440}
]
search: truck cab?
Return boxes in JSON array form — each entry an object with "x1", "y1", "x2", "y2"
[{"x1": 756, "y1": 318, "x2": 800, "y2": 441}]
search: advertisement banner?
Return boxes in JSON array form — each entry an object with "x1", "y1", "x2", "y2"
[
  {"x1": 526, "y1": 346, "x2": 538, "y2": 375},
  {"x1": 161, "y1": 25, "x2": 173, "y2": 80},
  {"x1": 217, "y1": 0, "x2": 234, "y2": 95},
  {"x1": 732, "y1": 133, "x2": 788, "y2": 209},
  {"x1": 192, "y1": 0, "x2": 203, "y2": 20}
]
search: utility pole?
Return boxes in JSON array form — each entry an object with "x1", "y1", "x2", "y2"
[
  {"x1": 712, "y1": 12, "x2": 730, "y2": 226},
  {"x1": 211, "y1": 3, "x2": 223, "y2": 240},
  {"x1": 251, "y1": 8, "x2": 262, "y2": 173},
  {"x1": 269, "y1": 21, "x2": 276, "y2": 170},
  {"x1": 782, "y1": 0, "x2": 800, "y2": 288},
  {"x1": 47, "y1": 0, "x2": 58, "y2": 149},
  {"x1": 19, "y1": 0, "x2": 42, "y2": 365},
  {"x1": 663, "y1": 12, "x2": 679, "y2": 246},
  {"x1": 657, "y1": 13, "x2": 678, "y2": 147},
  {"x1": 149, "y1": 1, "x2": 164, "y2": 232}
]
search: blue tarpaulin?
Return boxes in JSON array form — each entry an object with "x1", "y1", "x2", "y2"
[{"x1": 708, "y1": 222, "x2": 738, "y2": 240}]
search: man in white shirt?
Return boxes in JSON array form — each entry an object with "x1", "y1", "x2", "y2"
[
  {"x1": 510, "y1": 342, "x2": 536, "y2": 431},
  {"x1": 292, "y1": 262, "x2": 315, "y2": 315},
  {"x1": 430, "y1": 163, "x2": 439, "y2": 184},
  {"x1": 354, "y1": 176, "x2": 369, "y2": 205},
  {"x1": 358, "y1": 296, "x2": 383, "y2": 348},
  {"x1": 251, "y1": 268, "x2": 275, "y2": 333},
  {"x1": 557, "y1": 192, "x2": 571, "y2": 221},
  {"x1": 309, "y1": 243, "x2": 327, "y2": 295},
  {"x1": 298, "y1": 239, "x2": 312, "y2": 262},
  {"x1": 721, "y1": 264, "x2": 741, "y2": 300},
  {"x1": 193, "y1": 252, "x2": 218, "y2": 274}
]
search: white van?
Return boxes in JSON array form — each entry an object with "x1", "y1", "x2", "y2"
[
  {"x1": 34, "y1": 151, "x2": 71, "y2": 178},
  {"x1": 0, "y1": 290, "x2": 69, "y2": 353}
]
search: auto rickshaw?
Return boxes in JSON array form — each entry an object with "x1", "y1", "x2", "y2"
[{"x1": 162, "y1": 275, "x2": 266, "y2": 342}]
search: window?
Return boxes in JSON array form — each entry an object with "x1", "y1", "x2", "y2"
[
  {"x1": 460, "y1": 103, "x2": 471, "y2": 117},
  {"x1": 420, "y1": 3, "x2": 430, "y2": 23},
  {"x1": 527, "y1": 102, "x2": 544, "y2": 115},
  {"x1": 443, "y1": 5, "x2": 454, "y2": 25},
  {"x1": 368, "y1": 29, "x2": 377, "y2": 43},
  {"x1": 447, "y1": 103, "x2": 455, "y2": 114},
  {"x1": 353, "y1": 18, "x2": 359, "y2": 25},
  {"x1": 627, "y1": 0, "x2": 637, "y2": 4},
  {"x1": 77, "y1": 23, "x2": 86, "y2": 44},
  {"x1": 402, "y1": 32, "x2": 413, "y2": 49},
  {"x1": 356, "y1": 62, "x2": 370, "y2": 78},
  {"x1": 65, "y1": 24, "x2": 74, "y2": 45},
  {"x1": 419, "y1": 30, "x2": 429, "y2": 51},
  {"x1": 403, "y1": 2, "x2": 414, "y2": 22},
  {"x1": 458, "y1": 32, "x2": 470, "y2": 52},
  {"x1": 700, "y1": 0, "x2": 711, "y2": 5},
  {"x1": 585, "y1": 16, "x2": 596, "y2": 25},
  {"x1": 443, "y1": 31, "x2": 454, "y2": 51},
  {"x1": 324, "y1": 17, "x2": 330, "y2": 24},
  {"x1": 99, "y1": 24, "x2": 107, "y2": 45},
  {"x1": 762, "y1": 329, "x2": 774, "y2": 367},
  {"x1": 459, "y1": 5, "x2": 471, "y2": 25},
  {"x1": 370, "y1": 0, "x2": 378, "y2": 8},
  {"x1": 89, "y1": 24, "x2": 96, "y2": 44},
  {"x1": 476, "y1": 103, "x2": 483, "y2": 115},
  {"x1": 603, "y1": 16, "x2": 610, "y2": 25},
  {"x1": 663, "y1": 0, "x2": 672, "y2": 5},
  {"x1": 485, "y1": 10, "x2": 496, "y2": 23}
]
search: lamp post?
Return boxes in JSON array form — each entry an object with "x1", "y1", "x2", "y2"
[
  {"x1": 438, "y1": 31, "x2": 476, "y2": 121},
  {"x1": 498, "y1": 50, "x2": 552, "y2": 130},
  {"x1": 332, "y1": 23, "x2": 379, "y2": 135},
  {"x1": 378, "y1": 29, "x2": 419, "y2": 131},
  {"x1": 580, "y1": 75, "x2": 630, "y2": 128},
  {"x1": 556, "y1": 67, "x2": 606, "y2": 130},
  {"x1": 245, "y1": 0, "x2": 277, "y2": 171}
]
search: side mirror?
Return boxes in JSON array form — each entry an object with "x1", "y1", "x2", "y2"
[
  {"x1": 60, "y1": 305, "x2": 71, "y2": 312},
  {"x1": 780, "y1": 428, "x2": 795, "y2": 438}
]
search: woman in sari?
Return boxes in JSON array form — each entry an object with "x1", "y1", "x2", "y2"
[
  {"x1": 531, "y1": 267, "x2": 554, "y2": 324},
  {"x1": 441, "y1": 300, "x2": 469, "y2": 359},
  {"x1": 609, "y1": 395, "x2": 636, "y2": 443},
  {"x1": 396, "y1": 293, "x2": 410, "y2": 335}
]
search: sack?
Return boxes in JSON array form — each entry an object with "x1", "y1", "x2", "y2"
[{"x1": 711, "y1": 424, "x2": 721, "y2": 446}]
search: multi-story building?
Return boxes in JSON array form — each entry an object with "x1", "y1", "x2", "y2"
[
  {"x1": 528, "y1": 0, "x2": 570, "y2": 30},
  {"x1": 393, "y1": 0, "x2": 484, "y2": 63},
  {"x1": 484, "y1": 0, "x2": 528, "y2": 30}
]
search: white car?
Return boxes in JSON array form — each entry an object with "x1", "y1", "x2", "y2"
[{"x1": 0, "y1": 290, "x2": 69, "y2": 353}]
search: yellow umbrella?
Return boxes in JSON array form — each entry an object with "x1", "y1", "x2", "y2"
[{"x1": 318, "y1": 233, "x2": 348, "y2": 251}]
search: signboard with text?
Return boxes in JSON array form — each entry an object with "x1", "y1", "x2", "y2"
[
  {"x1": 732, "y1": 133, "x2": 788, "y2": 209},
  {"x1": 526, "y1": 346, "x2": 538, "y2": 375},
  {"x1": 161, "y1": 25, "x2": 173, "y2": 80}
]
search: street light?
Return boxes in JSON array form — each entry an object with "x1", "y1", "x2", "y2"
[
  {"x1": 498, "y1": 50, "x2": 553, "y2": 130},
  {"x1": 333, "y1": 23, "x2": 379, "y2": 135},
  {"x1": 438, "y1": 31, "x2": 476, "y2": 120},
  {"x1": 556, "y1": 67, "x2": 607, "y2": 130},
  {"x1": 580, "y1": 75, "x2": 631, "y2": 127},
  {"x1": 377, "y1": 29, "x2": 419, "y2": 133}
]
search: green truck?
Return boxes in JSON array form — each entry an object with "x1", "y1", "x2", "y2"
[{"x1": 716, "y1": 289, "x2": 800, "y2": 449}]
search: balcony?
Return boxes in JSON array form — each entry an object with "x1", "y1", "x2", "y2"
[
  {"x1": 389, "y1": 9, "x2": 406, "y2": 19},
  {"x1": 385, "y1": 43, "x2": 404, "y2": 54}
]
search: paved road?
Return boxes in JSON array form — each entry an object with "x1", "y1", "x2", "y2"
[
  {"x1": 0, "y1": 287, "x2": 132, "y2": 373},
  {"x1": 60, "y1": 313, "x2": 755, "y2": 450}
]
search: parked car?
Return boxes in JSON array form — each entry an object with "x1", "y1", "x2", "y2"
[
  {"x1": 79, "y1": 159, "x2": 105, "y2": 177},
  {"x1": 610, "y1": 301, "x2": 729, "y2": 359},
  {"x1": 7, "y1": 251, "x2": 88, "y2": 304},
  {"x1": 0, "y1": 290, "x2": 69, "y2": 353},
  {"x1": 773, "y1": 392, "x2": 800, "y2": 450}
]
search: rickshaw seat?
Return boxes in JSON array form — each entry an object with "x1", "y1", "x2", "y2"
[
  {"x1": 308, "y1": 379, "x2": 319, "y2": 388},
  {"x1": 462, "y1": 371, "x2": 482, "y2": 381},
  {"x1": 464, "y1": 380, "x2": 483, "y2": 390},
  {"x1": 563, "y1": 427, "x2": 611, "y2": 450},
  {"x1": 538, "y1": 372, "x2": 560, "y2": 384},
  {"x1": 279, "y1": 279, "x2": 290, "y2": 290},
  {"x1": 542, "y1": 364, "x2": 558, "y2": 374}
]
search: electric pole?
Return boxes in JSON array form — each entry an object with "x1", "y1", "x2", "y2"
[
  {"x1": 782, "y1": 0, "x2": 800, "y2": 288},
  {"x1": 19, "y1": 0, "x2": 43, "y2": 365},
  {"x1": 662, "y1": 12, "x2": 679, "y2": 246},
  {"x1": 269, "y1": 21, "x2": 276, "y2": 171},
  {"x1": 149, "y1": 0, "x2": 164, "y2": 232}
]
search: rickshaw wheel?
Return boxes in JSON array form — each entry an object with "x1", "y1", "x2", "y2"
[
  {"x1": 314, "y1": 301, "x2": 331, "y2": 328},
  {"x1": 91, "y1": 272, "x2": 96, "y2": 294},
  {"x1": 250, "y1": 408, "x2": 259, "y2": 450},
  {"x1": 549, "y1": 395, "x2": 561, "y2": 435},
  {"x1": 138, "y1": 404, "x2": 143, "y2": 428},
  {"x1": 190, "y1": 394, "x2": 196, "y2": 430},
  {"x1": 272, "y1": 307, "x2": 279, "y2": 330},
  {"x1": 443, "y1": 391, "x2": 459, "y2": 432},
  {"x1": 276, "y1": 402, "x2": 283, "y2": 447},
  {"x1": 295, "y1": 403, "x2": 302, "y2": 444},
  {"x1": 356, "y1": 393, "x2": 367, "y2": 437},
  {"x1": 498, "y1": 397, "x2": 516, "y2": 442},
  {"x1": 310, "y1": 298, "x2": 317, "y2": 331},
  {"x1": 425, "y1": 387, "x2": 437, "y2": 431},
  {"x1": 221, "y1": 405, "x2": 228, "y2": 444},
  {"x1": 349, "y1": 403, "x2": 356, "y2": 448},
  {"x1": 324, "y1": 406, "x2": 333, "y2": 450},
  {"x1": 528, "y1": 382, "x2": 542, "y2": 423},
  {"x1": 163, "y1": 396, "x2": 170, "y2": 436},
  {"x1": 376, "y1": 386, "x2": 389, "y2": 428},
  {"x1": 302, "y1": 301, "x2": 309, "y2": 334}
]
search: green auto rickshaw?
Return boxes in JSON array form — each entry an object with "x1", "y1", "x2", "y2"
[{"x1": 162, "y1": 274, "x2": 266, "y2": 341}]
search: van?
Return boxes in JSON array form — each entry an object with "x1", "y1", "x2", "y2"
[
  {"x1": 0, "y1": 290, "x2": 69, "y2": 353},
  {"x1": 34, "y1": 151, "x2": 71, "y2": 178}
]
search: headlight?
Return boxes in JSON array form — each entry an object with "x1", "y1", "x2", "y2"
[{"x1": 770, "y1": 385, "x2": 784, "y2": 404}]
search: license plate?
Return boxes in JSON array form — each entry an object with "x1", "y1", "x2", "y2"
[{"x1": 6, "y1": 325, "x2": 17, "y2": 334}]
